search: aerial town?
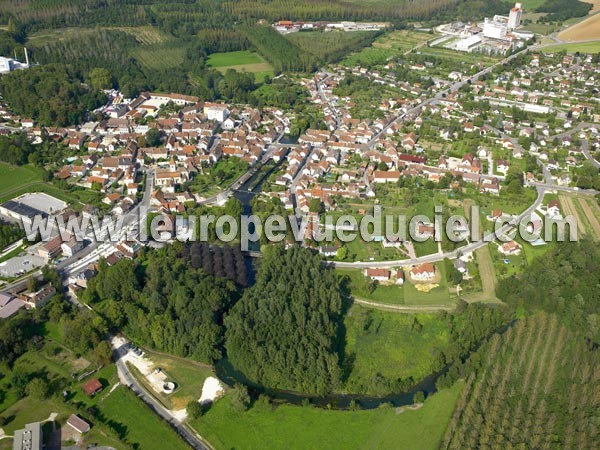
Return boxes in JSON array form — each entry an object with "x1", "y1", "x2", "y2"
[{"x1": 0, "y1": 0, "x2": 599, "y2": 449}]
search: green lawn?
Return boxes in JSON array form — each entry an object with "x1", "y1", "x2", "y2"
[
  {"x1": 208, "y1": 50, "x2": 265, "y2": 67},
  {"x1": 343, "y1": 305, "x2": 450, "y2": 394},
  {"x1": 338, "y1": 268, "x2": 405, "y2": 304},
  {"x1": 0, "y1": 162, "x2": 45, "y2": 197},
  {"x1": 207, "y1": 50, "x2": 274, "y2": 81},
  {"x1": 130, "y1": 347, "x2": 215, "y2": 410},
  {"x1": 404, "y1": 276, "x2": 453, "y2": 307},
  {"x1": 98, "y1": 385, "x2": 189, "y2": 450},
  {"x1": 542, "y1": 41, "x2": 600, "y2": 54},
  {"x1": 191, "y1": 381, "x2": 465, "y2": 450}
]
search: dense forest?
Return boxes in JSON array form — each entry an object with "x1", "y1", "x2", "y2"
[
  {"x1": 82, "y1": 244, "x2": 242, "y2": 362},
  {"x1": 0, "y1": 64, "x2": 106, "y2": 126},
  {"x1": 225, "y1": 246, "x2": 344, "y2": 395},
  {"x1": 536, "y1": 0, "x2": 592, "y2": 23}
]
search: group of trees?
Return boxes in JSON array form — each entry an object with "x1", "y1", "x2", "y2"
[
  {"x1": 536, "y1": 0, "x2": 592, "y2": 23},
  {"x1": 83, "y1": 244, "x2": 240, "y2": 362},
  {"x1": 0, "y1": 64, "x2": 106, "y2": 126},
  {"x1": 0, "y1": 221, "x2": 24, "y2": 250},
  {"x1": 574, "y1": 161, "x2": 600, "y2": 190},
  {"x1": 497, "y1": 239, "x2": 600, "y2": 342},
  {"x1": 0, "y1": 132, "x2": 66, "y2": 167},
  {"x1": 242, "y1": 26, "x2": 318, "y2": 73},
  {"x1": 225, "y1": 246, "x2": 344, "y2": 395}
]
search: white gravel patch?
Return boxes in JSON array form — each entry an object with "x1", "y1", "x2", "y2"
[{"x1": 199, "y1": 376, "x2": 225, "y2": 405}]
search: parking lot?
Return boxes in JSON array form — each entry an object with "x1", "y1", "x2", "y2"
[{"x1": 0, "y1": 252, "x2": 46, "y2": 277}]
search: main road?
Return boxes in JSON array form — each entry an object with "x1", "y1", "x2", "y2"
[{"x1": 329, "y1": 184, "x2": 549, "y2": 269}]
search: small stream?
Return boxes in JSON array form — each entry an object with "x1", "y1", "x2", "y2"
[
  {"x1": 223, "y1": 149, "x2": 516, "y2": 410},
  {"x1": 215, "y1": 358, "x2": 444, "y2": 410}
]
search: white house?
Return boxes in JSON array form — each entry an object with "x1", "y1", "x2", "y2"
[{"x1": 409, "y1": 263, "x2": 435, "y2": 281}]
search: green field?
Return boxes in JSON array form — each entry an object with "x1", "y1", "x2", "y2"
[
  {"x1": 99, "y1": 386, "x2": 189, "y2": 450},
  {"x1": 542, "y1": 41, "x2": 600, "y2": 54},
  {"x1": 338, "y1": 268, "x2": 405, "y2": 304},
  {"x1": 207, "y1": 50, "x2": 274, "y2": 81},
  {"x1": 344, "y1": 305, "x2": 450, "y2": 394},
  {"x1": 208, "y1": 50, "x2": 266, "y2": 67},
  {"x1": 0, "y1": 331, "x2": 189, "y2": 450},
  {"x1": 191, "y1": 381, "x2": 464, "y2": 450},
  {"x1": 0, "y1": 162, "x2": 45, "y2": 197},
  {"x1": 0, "y1": 162, "x2": 103, "y2": 206}
]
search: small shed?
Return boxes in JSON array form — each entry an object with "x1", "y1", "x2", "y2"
[
  {"x1": 81, "y1": 378, "x2": 103, "y2": 397},
  {"x1": 66, "y1": 414, "x2": 90, "y2": 434}
]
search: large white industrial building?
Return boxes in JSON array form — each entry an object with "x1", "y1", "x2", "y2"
[
  {"x1": 0, "y1": 48, "x2": 30, "y2": 74},
  {"x1": 483, "y1": 18, "x2": 508, "y2": 40}
]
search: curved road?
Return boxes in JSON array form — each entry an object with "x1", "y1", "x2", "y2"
[{"x1": 330, "y1": 185, "x2": 548, "y2": 269}]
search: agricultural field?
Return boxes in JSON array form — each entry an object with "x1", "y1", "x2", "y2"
[
  {"x1": 560, "y1": 194, "x2": 600, "y2": 240},
  {"x1": 285, "y1": 30, "x2": 380, "y2": 63},
  {"x1": 344, "y1": 306, "x2": 450, "y2": 394},
  {"x1": 341, "y1": 29, "x2": 431, "y2": 67},
  {"x1": 190, "y1": 381, "x2": 464, "y2": 450},
  {"x1": 542, "y1": 40, "x2": 600, "y2": 54},
  {"x1": 462, "y1": 245, "x2": 501, "y2": 303},
  {"x1": 441, "y1": 314, "x2": 597, "y2": 449},
  {"x1": 557, "y1": 12, "x2": 600, "y2": 41},
  {"x1": 372, "y1": 29, "x2": 433, "y2": 54},
  {"x1": 207, "y1": 50, "x2": 274, "y2": 81},
  {"x1": 27, "y1": 26, "x2": 170, "y2": 46},
  {"x1": 133, "y1": 42, "x2": 186, "y2": 70}
]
